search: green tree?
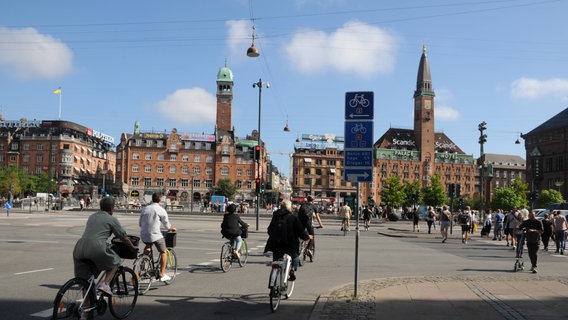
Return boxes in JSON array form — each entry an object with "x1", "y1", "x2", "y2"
[
  {"x1": 403, "y1": 180, "x2": 421, "y2": 207},
  {"x1": 511, "y1": 179, "x2": 529, "y2": 209},
  {"x1": 422, "y1": 175, "x2": 446, "y2": 207},
  {"x1": 535, "y1": 189, "x2": 564, "y2": 208},
  {"x1": 214, "y1": 178, "x2": 238, "y2": 200},
  {"x1": 491, "y1": 187, "x2": 525, "y2": 211},
  {"x1": 380, "y1": 175, "x2": 406, "y2": 207}
]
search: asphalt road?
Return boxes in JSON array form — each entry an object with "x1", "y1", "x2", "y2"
[{"x1": 1, "y1": 210, "x2": 567, "y2": 320}]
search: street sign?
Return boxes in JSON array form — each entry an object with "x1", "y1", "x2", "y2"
[
  {"x1": 345, "y1": 92, "x2": 374, "y2": 120},
  {"x1": 344, "y1": 91, "x2": 374, "y2": 182},
  {"x1": 5, "y1": 201, "x2": 12, "y2": 210}
]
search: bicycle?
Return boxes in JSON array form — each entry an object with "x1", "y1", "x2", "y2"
[
  {"x1": 268, "y1": 253, "x2": 295, "y2": 312},
  {"x1": 299, "y1": 226, "x2": 321, "y2": 266},
  {"x1": 220, "y1": 238, "x2": 248, "y2": 272},
  {"x1": 132, "y1": 231, "x2": 178, "y2": 295},
  {"x1": 52, "y1": 236, "x2": 139, "y2": 320}
]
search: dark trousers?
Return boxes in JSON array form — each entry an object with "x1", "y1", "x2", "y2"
[
  {"x1": 527, "y1": 243, "x2": 539, "y2": 268},
  {"x1": 542, "y1": 233, "x2": 551, "y2": 249}
]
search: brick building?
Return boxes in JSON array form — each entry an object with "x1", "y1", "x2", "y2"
[
  {"x1": 477, "y1": 153, "x2": 526, "y2": 203},
  {"x1": 115, "y1": 65, "x2": 266, "y2": 207},
  {"x1": 0, "y1": 118, "x2": 115, "y2": 199}
]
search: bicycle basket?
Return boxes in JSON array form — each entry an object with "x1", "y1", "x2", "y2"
[
  {"x1": 111, "y1": 235, "x2": 139, "y2": 259},
  {"x1": 162, "y1": 231, "x2": 177, "y2": 248},
  {"x1": 241, "y1": 226, "x2": 248, "y2": 239}
]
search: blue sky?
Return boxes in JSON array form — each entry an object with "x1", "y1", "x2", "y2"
[{"x1": 1, "y1": 0, "x2": 567, "y2": 178}]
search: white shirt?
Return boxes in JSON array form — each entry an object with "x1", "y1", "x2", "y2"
[{"x1": 139, "y1": 202, "x2": 172, "y2": 243}]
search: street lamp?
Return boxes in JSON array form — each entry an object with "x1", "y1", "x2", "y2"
[
  {"x1": 100, "y1": 169, "x2": 108, "y2": 198},
  {"x1": 478, "y1": 121, "x2": 487, "y2": 214},
  {"x1": 252, "y1": 78, "x2": 269, "y2": 231},
  {"x1": 190, "y1": 172, "x2": 197, "y2": 212}
]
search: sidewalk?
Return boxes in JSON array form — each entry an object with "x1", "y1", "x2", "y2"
[{"x1": 309, "y1": 220, "x2": 568, "y2": 320}]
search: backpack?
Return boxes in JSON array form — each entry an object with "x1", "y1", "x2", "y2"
[
  {"x1": 268, "y1": 211, "x2": 289, "y2": 246},
  {"x1": 298, "y1": 203, "x2": 315, "y2": 222},
  {"x1": 459, "y1": 212, "x2": 470, "y2": 225}
]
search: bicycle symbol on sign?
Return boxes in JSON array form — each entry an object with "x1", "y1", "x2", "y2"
[
  {"x1": 349, "y1": 94, "x2": 370, "y2": 108},
  {"x1": 350, "y1": 123, "x2": 367, "y2": 134}
]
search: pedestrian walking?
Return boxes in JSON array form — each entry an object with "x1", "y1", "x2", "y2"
[
  {"x1": 426, "y1": 206, "x2": 436, "y2": 234},
  {"x1": 552, "y1": 210, "x2": 568, "y2": 254},
  {"x1": 518, "y1": 211, "x2": 544, "y2": 273},
  {"x1": 493, "y1": 209, "x2": 505, "y2": 241},
  {"x1": 440, "y1": 206, "x2": 451, "y2": 243},
  {"x1": 412, "y1": 208, "x2": 420, "y2": 232}
]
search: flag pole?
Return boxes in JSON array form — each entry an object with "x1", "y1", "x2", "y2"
[{"x1": 58, "y1": 90, "x2": 62, "y2": 120}]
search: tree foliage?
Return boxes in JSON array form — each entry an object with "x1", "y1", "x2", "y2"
[
  {"x1": 380, "y1": 175, "x2": 406, "y2": 207},
  {"x1": 491, "y1": 187, "x2": 525, "y2": 211},
  {"x1": 535, "y1": 189, "x2": 564, "y2": 208},
  {"x1": 402, "y1": 180, "x2": 421, "y2": 207},
  {"x1": 214, "y1": 178, "x2": 238, "y2": 200},
  {"x1": 422, "y1": 175, "x2": 447, "y2": 207}
]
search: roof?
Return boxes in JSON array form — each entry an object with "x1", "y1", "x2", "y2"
[
  {"x1": 374, "y1": 128, "x2": 465, "y2": 154},
  {"x1": 483, "y1": 153, "x2": 525, "y2": 168},
  {"x1": 217, "y1": 66, "x2": 234, "y2": 82},
  {"x1": 523, "y1": 107, "x2": 568, "y2": 137}
]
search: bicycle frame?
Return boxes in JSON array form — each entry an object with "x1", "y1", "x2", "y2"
[
  {"x1": 269, "y1": 254, "x2": 291, "y2": 289},
  {"x1": 76, "y1": 270, "x2": 106, "y2": 314}
]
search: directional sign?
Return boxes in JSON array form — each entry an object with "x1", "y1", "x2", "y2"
[
  {"x1": 345, "y1": 92, "x2": 374, "y2": 120},
  {"x1": 5, "y1": 201, "x2": 12, "y2": 210},
  {"x1": 344, "y1": 121, "x2": 373, "y2": 149},
  {"x1": 344, "y1": 150, "x2": 373, "y2": 168},
  {"x1": 344, "y1": 168, "x2": 373, "y2": 183}
]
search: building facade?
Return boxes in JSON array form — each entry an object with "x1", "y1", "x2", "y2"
[
  {"x1": 522, "y1": 107, "x2": 568, "y2": 198},
  {"x1": 115, "y1": 65, "x2": 270, "y2": 207},
  {"x1": 477, "y1": 153, "x2": 526, "y2": 204},
  {"x1": 362, "y1": 46, "x2": 477, "y2": 203},
  {"x1": 0, "y1": 118, "x2": 116, "y2": 199}
]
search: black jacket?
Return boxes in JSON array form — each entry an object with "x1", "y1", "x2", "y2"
[
  {"x1": 221, "y1": 213, "x2": 246, "y2": 239},
  {"x1": 265, "y1": 208, "x2": 309, "y2": 254}
]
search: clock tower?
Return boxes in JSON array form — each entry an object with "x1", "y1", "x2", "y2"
[
  {"x1": 216, "y1": 65, "x2": 234, "y2": 132},
  {"x1": 413, "y1": 45, "x2": 436, "y2": 183}
]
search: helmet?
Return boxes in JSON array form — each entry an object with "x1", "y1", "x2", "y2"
[{"x1": 307, "y1": 196, "x2": 314, "y2": 202}]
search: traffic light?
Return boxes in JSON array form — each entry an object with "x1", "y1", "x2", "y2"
[
  {"x1": 255, "y1": 178, "x2": 261, "y2": 193},
  {"x1": 254, "y1": 145, "x2": 261, "y2": 161},
  {"x1": 456, "y1": 184, "x2": 461, "y2": 198},
  {"x1": 458, "y1": 198, "x2": 464, "y2": 207},
  {"x1": 448, "y1": 183, "x2": 456, "y2": 197}
]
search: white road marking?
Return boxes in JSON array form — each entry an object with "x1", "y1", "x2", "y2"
[
  {"x1": 30, "y1": 308, "x2": 52, "y2": 317},
  {"x1": 15, "y1": 268, "x2": 54, "y2": 275}
]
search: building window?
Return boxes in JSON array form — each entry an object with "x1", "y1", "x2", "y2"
[
  {"x1": 157, "y1": 165, "x2": 164, "y2": 173},
  {"x1": 144, "y1": 178, "x2": 152, "y2": 186},
  {"x1": 205, "y1": 179, "x2": 213, "y2": 188},
  {"x1": 157, "y1": 140, "x2": 163, "y2": 147},
  {"x1": 206, "y1": 167, "x2": 213, "y2": 175},
  {"x1": 146, "y1": 140, "x2": 153, "y2": 147},
  {"x1": 184, "y1": 142, "x2": 191, "y2": 149},
  {"x1": 195, "y1": 142, "x2": 201, "y2": 150},
  {"x1": 246, "y1": 181, "x2": 252, "y2": 189},
  {"x1": 236, "y1": 180, "x2": 242, "y2": 188},
  {"x1": 37, "y1": 154, "x2": 43, "y2": 162},
  {"x1": 247, "y1": 169, "x2": 252, "y2": 176},
  {"x1": 206, "y1": 156, "x2": 213, "y2": 163},
  {"x1": 158, "y1": 154, "x2": 165, "y2": 160},
  {"x1": 221, "y1": 167, "x2": 229, "y2": 175},
  {"x1": 132, "y1": 164, "x2": 139, "y2": 172},
  {"x1": 145, "y1": 153, "x2": 152, "y2": 160},
  {"x1": 222, "y1": 156, "x2": 229, "y2": 163},
  {"x1": 156, "y1": 178, "x2": 164, "y2": 186},
  {"x1": 182, "y1": 155, "x2": 189, "y2": 161},
  {"x1": 133, "y1": 153, "x2": 140, "y2": 160},
  {"x1": 181, "y1": 179, "x2": 189, "y2": 187},
  {"x1": 170, "y1": 165, "x2": 176, "y2": 173},
  {"x1": 135, "y1": 139, "x2": 142, "y2": 146},
  {"x1": 131, "y1": 177, "x2": 140, "y2": 186},
  {"x1": 23, "y1": 154, "x2": 30, "y2": 163},
  {"x1": 169, "y1": 178, "x2": 177, "y2": 187},
  {"x1": 193, "y1": 179, "x2": 201, "y2": 187},
  {"x1": 145, "y1": 165, "x2": 151, "y2": 173},
  {"x1": 195, "y1": 155, "x2": 201, "y2": 162},
  {"x1": 23, "y1": 143, "x2": 30, "y2": 151},
  {"x1": 182, "y1": 166, "x2": 189, "y2": 174},
  {"x1": 194, "y1": 167, "x2": 201, "y2": 174},
  {"x1": 171, "y1": 143, "x2": 177, "y2": 151},
  {"x1": 237, "y1": 169, "x2": 242, "y2": 176}
]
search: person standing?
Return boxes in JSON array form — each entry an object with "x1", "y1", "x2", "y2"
[
  {"x1": 440, "y1": 206, "x2": 451, "y2": 243},
  {"x1": 505, "y1": 210, "x2": 517, "y2": 247},
  {"x1": 139, "y1": 192, "x2": 177, "y2": 282},
  {"x1": 553, "y1": 210, "x2": 568, "y2": 254},
  {"x1": 493, "y1": 209, "x2": 505, "y2": 241},
  {"x1": 426, "y1": 206, "x2": 436, "y2": 234},
  {"x1": 482, "y1": 210, "x2": 492, "y2": 238},
  {"x1": 339, "y1": 202, "x2": 352, "y2": 231},
  {"x1": 541, "y1": 213, "x2": 554, "y2": 251},
  {"x1": 458, "y1": 206, "x2": 473, "y2": 244},
  {"x1": 518, "y1": 211, "x2": 544, "y2": 273}
]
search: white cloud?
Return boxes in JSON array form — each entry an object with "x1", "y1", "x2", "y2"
[
  {"x1": 283, "y1": 21, "x2": 399, "y2": 76},
  {"x1": 510, "y1": 77, "x2": 568, "y2": 99},
  {"x1": 0, "y1": 26, "x2": 73, "y2": 79},
  {"x1": 155, "y1": 88, "x2": 216, "y2": 125},
  {"x1": 435, "y1": 105, "x2": 460, "y2": 121},
  {"x1": 226, "y1": 20, "x2": 250, "y2": 56}
]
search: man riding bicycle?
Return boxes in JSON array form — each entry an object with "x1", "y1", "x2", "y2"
[
  {"x1": 73, "y1": 197, "x2": 138, "y2": 296},
  {"x1": 297, "y1": 196, "x2": 323, "y2": 261},
  {"x1": 139, "y1": 192, "x2": 176, "y2": 282},
  {"x1": 221, "y1": 203, "x2": 249, "y2": 258}
]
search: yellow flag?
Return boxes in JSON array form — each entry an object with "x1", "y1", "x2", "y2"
[{"x1": 53, "y1": 87, "x2": 62, "y2": 94}]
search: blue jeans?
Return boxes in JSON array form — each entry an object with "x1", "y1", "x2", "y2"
[
  {"x1": 273, "y1": 251, "x2": 300, "y2": 271},
  {"x1": 230, "y1": 236, "x2": 242, "y2": 251},
  {"x1": 554, "y1": 230, "x2": 566, "y2": 252}
]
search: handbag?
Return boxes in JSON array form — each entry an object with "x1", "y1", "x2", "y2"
[{"x1": 240, "y1": 226, "x2": 248, "y2": 239}]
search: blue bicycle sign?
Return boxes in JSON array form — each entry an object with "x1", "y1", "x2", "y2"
[
  {"x1": 345, "y1": 91, "x2": 374, "y2": 120},
  {"x1": 349, "y1": 93, "x2": 370, "y2": 108}
]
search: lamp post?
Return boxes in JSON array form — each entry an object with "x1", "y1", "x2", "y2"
[
  {"x1": 100, "y1": 169, "x2": 108, "y2": 198},
  {"x1": 190, "y1": 172, "x2": 197, "y2": 212},
  {"x1": 478, "y1": 121, "x2": 487, "y2": 215},
  {"x1": 252, "y1": 78, "x2": 268, "y2": 231}
]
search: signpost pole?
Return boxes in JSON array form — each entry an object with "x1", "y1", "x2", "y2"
[{"x1": 354, "y1": 182, "x2": 360, "y2": 297}]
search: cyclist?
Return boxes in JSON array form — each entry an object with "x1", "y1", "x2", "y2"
[
  {"x1": 297, "y1": 196, "x2": 323, "y2": 261},
  {"x1": 265, "y1": 199, "x2": 311, "y2": 281},
  {"x1": 221, "y1": 203, "x2": 249, "y2": 258},
  {"x1": 73, "y1": 197, "x2": 138, "y2": 296},
  {"x1": 139, "y1": 192, "x2": 176, "y2": 282},
  {"x1": 362, "y1": 203, "x2": 376, "y2": 230}
]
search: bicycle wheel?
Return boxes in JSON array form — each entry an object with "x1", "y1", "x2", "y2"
[
  {"x1": 284, "y1": 276, "x2": 295, "y2": 299},
  {"x1": 162, "y1": 249, "x2": 178, "y2": 284},
  {"x1": 269, "y1": 269, "x2": 282, "y2": 312},
  {"x1": 220, "y1": 243, "x2": 233, "y2": 272},
  {"x1": 133, "y1": 254, "x2": 153, "y2": 295},
  {"x1": 238, "y1": 240, "x2": 248, "y2": 267},
  {"x1": 53, "y1": 277, "x2": 95, "y2": 320},
  {"x1": 108, "y1": 266, "x2": 138, "y2": 319},
  {"x1": 298, "y1": 240, "x2": 306, "y2": 266}
]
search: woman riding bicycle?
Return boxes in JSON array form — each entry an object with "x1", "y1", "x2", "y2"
[
  {"x1": 221, "y1": 203, "x2": 248, "y2": 258},
  {"x1": 72, "y1": 197, "x2": 138, "y2": 296}
]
